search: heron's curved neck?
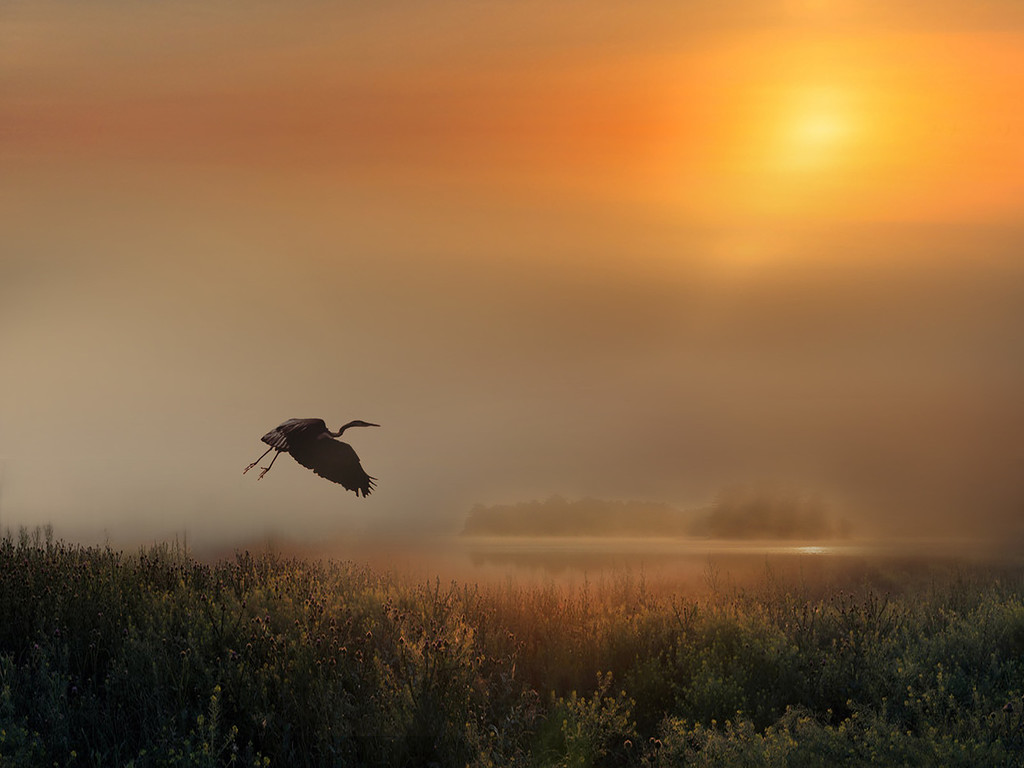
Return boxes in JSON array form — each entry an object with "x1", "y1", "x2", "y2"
[{"x1": 329, "y1": 420, "x2": 365, "y2": 437}]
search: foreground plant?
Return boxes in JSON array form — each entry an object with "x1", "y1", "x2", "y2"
[{"x1": 1, "y1": 531, "x2": 1023, "y2": 766}]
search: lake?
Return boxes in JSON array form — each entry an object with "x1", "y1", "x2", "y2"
[{"x1": 311, "y1": 535, "x2": 1014, "y2": 594}]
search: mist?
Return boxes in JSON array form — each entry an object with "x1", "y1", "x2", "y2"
[
  {"x1": 3, "y1": 1, "x2": 1024, "y2": 551},
  {"x1": 3, "y1": 171, "x2": 1022, "y2": 547}
]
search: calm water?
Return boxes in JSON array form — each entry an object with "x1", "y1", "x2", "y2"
[{"x1": 315, "y1": 535, "x2": 1014, "y2": 593}]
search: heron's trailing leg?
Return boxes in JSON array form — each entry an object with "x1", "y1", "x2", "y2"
[
  {"x1": 257, "y1": 450, "x2": 282, "y2": 480},
  {"x1": 244, "y1": 446, "x2": 274, "y2": 474}
]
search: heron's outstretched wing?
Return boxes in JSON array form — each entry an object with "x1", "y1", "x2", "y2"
[
  {"x1": 261, "y1": 418, "x2": 327, "y2": 451},
  {"x1": 289, "y1": 434, "x2": 376, "y2": 497}
]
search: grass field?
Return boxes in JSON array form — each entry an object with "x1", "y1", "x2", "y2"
[{"x1": 2, "y1": 528, "x2": 1024, "y2": 766}]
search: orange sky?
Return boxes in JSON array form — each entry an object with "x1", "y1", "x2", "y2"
[
  {"x1": 5, "y1": 3, "x2": 1023, "y2": 221},
  {"x1": 2, "y1": 1, "x2": 1024, "y2": 545}
]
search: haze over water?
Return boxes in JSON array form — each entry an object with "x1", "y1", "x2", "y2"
[{"x1": 3, "y1": 1, "x2": 1024, "y2": 555}]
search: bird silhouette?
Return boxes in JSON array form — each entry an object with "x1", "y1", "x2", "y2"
[{"x1": 243, "y1": 418, "x2": 379, "y2": 496}]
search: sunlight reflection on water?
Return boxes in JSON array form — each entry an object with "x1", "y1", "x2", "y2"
[{"x1": 795, "y1": 545, "x2": 829, "y2": 555}]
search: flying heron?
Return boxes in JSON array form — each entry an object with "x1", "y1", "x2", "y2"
[{"x1": 243, "y1": 418, "x2": 379, "y2": 497}]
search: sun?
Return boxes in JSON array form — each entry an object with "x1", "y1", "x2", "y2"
[
  {"x1": 770, "y1": 85, "x2": 859, "y2": 174},
  {"x1": 689, "y1": 80, "x2": 875, "y2": 266},
  {"x1": 713, "y1": 82, "x2": 872, "y2": 223}
]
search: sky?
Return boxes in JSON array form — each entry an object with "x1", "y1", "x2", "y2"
[{"x1": 2, "y1": 0, "x2": 1024, "y2": 547}]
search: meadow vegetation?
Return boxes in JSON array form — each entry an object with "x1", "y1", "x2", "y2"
[{"x1": 2, "y1": 528, "x2": 1024, "y2": 766}]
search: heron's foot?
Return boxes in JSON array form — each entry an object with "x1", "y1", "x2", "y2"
[
  {"x1": 257, "y1": 466, "x2": 271, "y2": 480},
  {"x1": 243, "y1": 462, "x2": 258, "y2": 475}
]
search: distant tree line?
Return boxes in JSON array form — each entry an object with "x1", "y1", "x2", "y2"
[
  {"x1": 463, "y1": 488, "x2": 849, "y2": 539},
  {"x1": 462, "y1": 496, "x2": 690, "y2": 537},
  {"x1": 693, "y1": 486, "x2": 847, "y2": 539}
]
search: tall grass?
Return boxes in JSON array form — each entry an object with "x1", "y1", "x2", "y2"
[{"x1": 2, "y1": 530, "x2": 1024, "y2": 766}]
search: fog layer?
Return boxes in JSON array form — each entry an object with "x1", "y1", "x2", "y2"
[{"x1": 2, "y1": 2, "x2": 1023, "y2": 546}]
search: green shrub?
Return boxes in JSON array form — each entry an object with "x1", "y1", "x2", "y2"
[{"x1": 2, "y1": 532, "x2": 1024, "y2": 766}]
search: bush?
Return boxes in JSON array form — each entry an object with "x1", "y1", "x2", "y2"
[{"x1": 1, "y1": 532, "x2": 1024, "y2": 766}]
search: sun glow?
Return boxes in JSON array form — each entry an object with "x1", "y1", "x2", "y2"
[
  {"x1": 773, "y1": 86, "x2": 859, "y2": 174},
  {"x1": 696, "y1": 79, "x2": 878, "y2": 231},
  {"x1": 674, "y1": 31, "x2": 1024, "y2": 228}
]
